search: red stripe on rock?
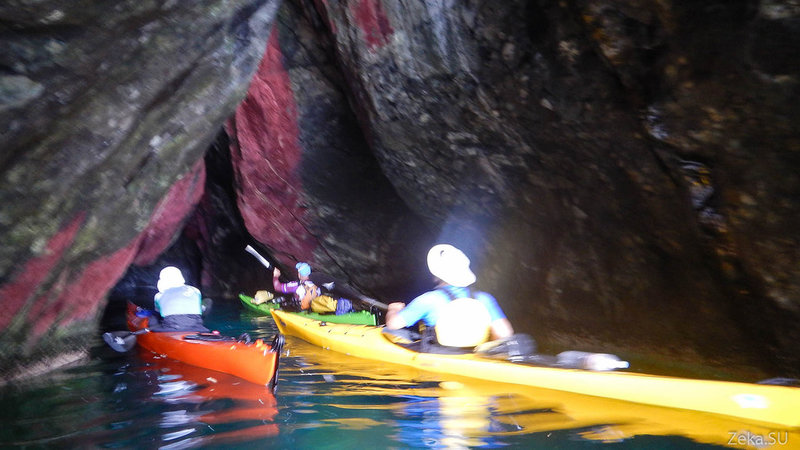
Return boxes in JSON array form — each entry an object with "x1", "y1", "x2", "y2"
[
  {"x1": 229, "y1": 29, "x2": 315, "y2": 260},
  {"x1": 0, "y1": 214, "x2": 84, "y2": 330},
  {"x1": 351, "y1": 0, "x2": 393, "y2": 50},
  {"x1": 30, "y1": 243, "x2": 139, "y2": 337},
  {"x1": 133, "y1": 160, "x2": 206, "y2": 266}
]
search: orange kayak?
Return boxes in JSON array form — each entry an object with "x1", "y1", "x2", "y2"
[{"x1": 126, "y1": 301, "x2": 282, "y2": 386}]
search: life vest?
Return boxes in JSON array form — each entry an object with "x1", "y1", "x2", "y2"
[
  {"x1": 434, "y1": 288, "x2": 491, "y2": 347},
  {"x1": 155, "y1": 285, "x2": 203, "y2": 317},
  {"x1": 295, "y1": 281, "x2": 320, "y2": 310}
]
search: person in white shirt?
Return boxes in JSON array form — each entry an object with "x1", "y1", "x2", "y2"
[{"x1": 151, "y1": 266, "x2": 208, "y2": 332}]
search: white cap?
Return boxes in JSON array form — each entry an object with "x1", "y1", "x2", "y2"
[
  {"x1": 157, "y1": 266, "x2": 185, "y2": 292},
  {"x1": 427, "y1": 244, "x2": 476, "y2": 287}
]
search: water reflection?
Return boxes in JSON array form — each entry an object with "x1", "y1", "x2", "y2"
[
  {"x1": 395, "y1": 385, "x2": 500, "y2": 448},
  {"x1": 2, "y1": 302, "x2": 797, "y2": 449},
  {"x1": 281, "y1": 336, "x2": 800, "y2": 448},
  {"x1": 279, "y1": 338, "x2": 564, "y2": 448},
  {"x1": 123, "y1": 349, "x2": 280, "y2": 448}
]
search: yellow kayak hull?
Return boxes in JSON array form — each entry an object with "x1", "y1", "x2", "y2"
[{"x1": 271, "y1": 309, "x2": 800, "y2": 429}]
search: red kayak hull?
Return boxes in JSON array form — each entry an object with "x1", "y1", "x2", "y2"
[{"x1": 126, "y1": 301, "x2": 281, "y2": 386}]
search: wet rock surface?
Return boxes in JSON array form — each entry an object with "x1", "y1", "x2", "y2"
[
  {"x1": 2, "y1": 0, "x2": 799, "y2": 380},
  {"x1": 0, "y1": 0, "x2": 281, "y2": 379}
]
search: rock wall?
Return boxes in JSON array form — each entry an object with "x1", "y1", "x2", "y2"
[
  {"x1": 0, "y1": 0, "x2": 281, "y2": 380},
  {"x1": 1, "y1": 0, "x2": 799, "y2": 380},
  {"x1": 232, "y1": 0, "x2": 799, "y2": 374},
  {"x1": 227, "y1": 2, "x2": 434, "y2": 297}
]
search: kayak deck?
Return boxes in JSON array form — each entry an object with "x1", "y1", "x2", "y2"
[
  {"x1": 239, "y1": 293, "x2": 377, "y2": 325},
  {"x1": 270, "y1": 308, "x2": 800, "y2": 428},
  {"x1": 126, "y1": 302, "x2": 282, "y2": 386}
]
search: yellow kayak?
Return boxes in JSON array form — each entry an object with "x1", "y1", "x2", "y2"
[
  {"x1": 271, "y1": 309, "x2": 800, "y2": 429},
  {"x1": 283, "y1": 337, "x2": 799, "y2": 447}
]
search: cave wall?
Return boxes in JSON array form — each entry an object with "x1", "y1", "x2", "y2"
[
  {"x1": 1, "y1": 0, "x2": 799, "y2": 381},
  {"x1": 0, "y1": 0, "x2": 281, "y2": 380},
  {"x1": 236, "y1": 0, "x2": 799, "y2": 374},
  {"x1": 227, "y1": 2, "x2": 435, "y2": 298}
]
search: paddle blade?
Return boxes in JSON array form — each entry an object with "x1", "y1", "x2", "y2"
[
  {"x1": 103, "y1": 331, "x2": 138, "y2": 352},
  {"x1": 474, "y1": 333, "x2": 537, "y2": 360},
  {"x1": 245, "y1": 245, "x2": 272, "y2": 269}
]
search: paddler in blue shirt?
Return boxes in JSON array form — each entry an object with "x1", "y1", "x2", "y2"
[{"x1": 385, "y1": 244, "x2": 514, "y2": 348}]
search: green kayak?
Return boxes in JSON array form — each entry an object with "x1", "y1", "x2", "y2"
[{"x1": 239, "y1": 293, "x2": 377, "y2": 325}]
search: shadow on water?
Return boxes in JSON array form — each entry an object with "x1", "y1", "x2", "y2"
[{"x1": 1, "y1": 299, "x2": 796, "y2": 448}]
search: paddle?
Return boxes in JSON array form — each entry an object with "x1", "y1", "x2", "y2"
[
  {"x1": 472, "y1": 335, "x2": 567, "y2": 367},
  {"x1": 475, "y1": 334, "x2": 587, "y2": 368},
  {"x1": 473, "y1": 336, "x2": 631, "y2": 370},
  {"x1": 472, "y1": 333, "x2": 540, "y2": 362},
  {"x1": 349, "y1": 292, "x2": 389, "y2": 311},
  {"x1": 245, "y1": 245, "x2": 272, "y2": 269},
  {"x1": 244, "y1": 245, "x2": 389, "y2": 311},
  {"x1": 103, "y1": 329, "x2": 149, "y2": 352}
]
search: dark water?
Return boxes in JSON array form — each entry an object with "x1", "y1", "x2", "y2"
[{"x1": 0, "y1": 300, "x2": 789, "y2": 449}]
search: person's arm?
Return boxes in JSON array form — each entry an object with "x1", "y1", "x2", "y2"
[
  {"x1": 272, "y1": 268, "x2": 282, "y2": 291},
  {"x1": 272, "y1": 268, "x2": 298, "y2": 294},
  {"x1": 385, "y1": 292, "x2": 436, "y2": 330},
  {"x1": 489, "y1": 318, "x2": 514, "y2": 340},
  {"x1": 477, "y1": 291, "x2": 514, "y2": 340},
  {"x1": 385, "y1": 302, "x2": 408, "y2": 330}
]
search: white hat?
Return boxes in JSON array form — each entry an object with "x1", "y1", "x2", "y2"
[
  {"x1": 157, "y1": 266, "x2": 185, "y2": 292},
  {"x1": 427, "y1": 244, "x2": 476, "y2": 287}
]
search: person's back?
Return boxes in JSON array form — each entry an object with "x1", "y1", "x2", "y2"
[
  {"x1": 385, "y1": 245, "x2": 514, "y2": 348},
  {"x1": 152, "y1": 266, "x2": 208, "y2": 332},
  {"x1": 156, "y1": 285, "x2": 202, "y2": 316},
  {"x1": 433, "y1": 289, "x2": 498, "y2": 348}
]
